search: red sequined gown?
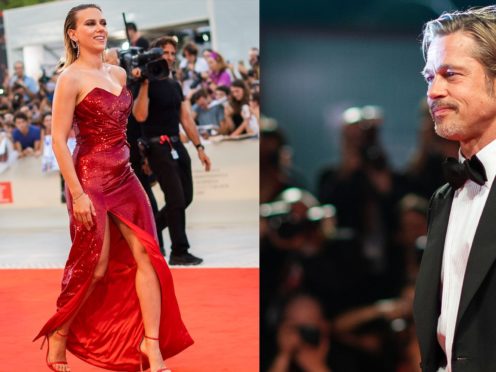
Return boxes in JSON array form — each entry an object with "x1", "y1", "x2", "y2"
[{"x1": 33, "y1": 86, "x2": 194, "y2": 371}]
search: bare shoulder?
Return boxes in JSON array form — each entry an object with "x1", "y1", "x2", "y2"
[
  {"x1": 108, "y1": 64, "x2": 127, "y2": 86},
  {"x1": 58, "y1": 65, "x2": 79, "y2": 86},
  {"x1": 55, "y1": 65, "x2": 80, "y2": 97}
]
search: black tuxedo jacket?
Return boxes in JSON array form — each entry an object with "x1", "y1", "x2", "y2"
[{"x1": 414, "y1": 182, "x2": 496, "y2": 372}]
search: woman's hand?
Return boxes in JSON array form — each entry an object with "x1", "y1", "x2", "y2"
[{"x1": 72, "y1": 193, "x2": 96, "y2": 230}]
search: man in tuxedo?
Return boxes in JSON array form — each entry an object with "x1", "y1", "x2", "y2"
[{"x1": 414, "y1": 6, "x2": 496, "y2": 372}]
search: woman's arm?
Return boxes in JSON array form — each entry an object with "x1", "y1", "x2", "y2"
[
  {"x1": 230, "y1": 118, "x2": 249, "y2": 136},
  {"x1": 52, "y1": 70, "x2": 95, "y2": 230},
  {"x1": 224, "y1": 104, "x2": 235, "y2": 133},
  {"x1": 230, "y1": 104, "x2": 251, "y2": 136}
]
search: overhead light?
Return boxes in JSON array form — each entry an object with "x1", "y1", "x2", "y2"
[{"x1": 202, "y1": 34, "x2": 209, "y2": 42}]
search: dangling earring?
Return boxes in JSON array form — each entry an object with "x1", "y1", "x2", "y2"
[{"x1": 70, "y1": 39, "x2": 79, "y2": 58}]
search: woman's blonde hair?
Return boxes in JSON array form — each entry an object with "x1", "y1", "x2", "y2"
[{"x1": 63, "y1": 4, "x2": 102, "y2": 67}]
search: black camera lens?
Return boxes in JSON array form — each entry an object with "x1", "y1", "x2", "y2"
[{"x1": 297, "y1": 325, "x2": 321, "y2": 347}]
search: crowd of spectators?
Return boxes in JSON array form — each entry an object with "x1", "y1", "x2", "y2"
[
  {"x1": 177, "y1": 42, "x2": 260, "y2": 139},
  {"x1": 260, "y1": 102, "x2": 458, "y2": 372},
  {"x1": 0, "y1": 37, "x2": 260, "y2": 177}
]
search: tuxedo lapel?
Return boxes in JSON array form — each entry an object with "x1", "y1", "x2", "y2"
[
  {"x1": 456, "y1": 178, "x2": 496, "y2": 329},
  {"x1": 414, "y1": 185, "x2": 453, "y2": 359}
]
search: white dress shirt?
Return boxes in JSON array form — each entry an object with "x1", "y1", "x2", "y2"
[{"x1": 437, "y1": 139, "x2": 496, "y2": 372}]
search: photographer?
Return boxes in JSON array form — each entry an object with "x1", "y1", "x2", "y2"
[
  {"x1": 317, "y1": 106, "x2": 408, "y2": 300},
  {"x1": 132, "y1": 36, "x2": 211, "y2": 266},
  {"x1": 269, "y1": 293, "x2": 333, "y2": 372},
  {"x1": 179, "y1": 41, "x2": 209, "y2": 96},
  {"x1": 8, "y1": 61, "x2": 38, "y2": 103}
]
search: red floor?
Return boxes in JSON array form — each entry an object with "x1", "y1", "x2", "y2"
[{"x1": 0, "y1": 268, "x2": 259, "y2": 371}]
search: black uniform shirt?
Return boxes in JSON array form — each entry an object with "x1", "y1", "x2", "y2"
[{"x1": 142, "y1": 78, "x2": 184, "y2": 138}]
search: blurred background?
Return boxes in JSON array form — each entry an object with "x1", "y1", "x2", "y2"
[{"x1": 260, "y1": 1, "x2": 493, "y2": 371}]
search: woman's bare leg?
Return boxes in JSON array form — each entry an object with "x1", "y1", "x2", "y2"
[
  {"x1": 46, "y1": 215, "x2": 111, "y2": 372},
  {"x1": 111, "y1": 215, "x2": 166, "y2": 372}
]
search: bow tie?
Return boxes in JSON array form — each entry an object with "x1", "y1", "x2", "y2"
[{"x1": 442, "y1": 156, "x2": 488, "y2": 190}]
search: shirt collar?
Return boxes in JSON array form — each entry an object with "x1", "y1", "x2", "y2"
[{"x1": 459, "y1": 139, "x2": 496, "y2": 189}]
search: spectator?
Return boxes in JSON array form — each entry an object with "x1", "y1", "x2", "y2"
[
  {"x1": 12, "y1": 111, "x2": 41, "y2": 157},
  {"x1": 226, "y1": 79, "x2": 258, "y2": 136},
  {"x1": 190, "y1": 89, "x2": 229, "y2": 136},
  {"x1": 238, "y1": 46, "x2": 260, "y2": 81},
  {"x1": 206, "y1": 50, "x2": 232, "y2": 89},
  {"x1": 179, "y1": 42, "x2": 209, "y2": 96},
  {"x1": 38, "y1": 69, "x2": 60, "y2": 111},
  {"x1": 126, "y1": 22, "x2": 149, "y2": 50},
  {"x1": 0, "y1": 129, "x2": 16, "y2": 171},
  {"x1": 104, "y1": 47, "x2": 120, "y2": 66},
  {"x1": 40, "y1": 111, "x2": 57, "y2": 173},
  {"x1": 250, "y1": 91, "x2": 260, "y2": 123},
  {"x1": 9, "y1": 60, "x2": 39, "y2": 103},
  {"x1": 202, "y1": 48, "x2": 213, "y2": 61},
  {"x1": 213, "y1": 85, "x2": 230, "y2": 104},
  {"x1": 40, "y1": 111, "x2": 52, "y2": 138}
]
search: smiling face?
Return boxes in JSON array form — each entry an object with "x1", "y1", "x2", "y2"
[
  {"x1": 230, "y1": 86, "x2": 244, "y2": 101},
  {"x1": 161, "y1": 43, "x2": 176, "y2": 70},
  {"x1": 68, "y1": 7, "x2": 107, "y2": 55},
  {"x1": 423, "y1": 32, "x2": 496, "y2": 147}
]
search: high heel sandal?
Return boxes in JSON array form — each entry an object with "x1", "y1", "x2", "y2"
[
  {"x1": 41, "y1": 330, "x2": 70, "y2": 371},
  {"x1": 137, "y1": 335, "x2": 171, "y2": 372}
]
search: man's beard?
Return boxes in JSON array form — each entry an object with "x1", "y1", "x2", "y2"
[{"x1": 434, "y1": 119, "x2": 464, "y2": 140}]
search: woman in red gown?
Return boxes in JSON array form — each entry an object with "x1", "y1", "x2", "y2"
[{"x1": 33, "y1": 4, "x2": 193, "y2": 372}]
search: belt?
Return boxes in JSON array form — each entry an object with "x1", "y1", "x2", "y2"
[{"x1": 148, "y1": 135, "x2": 180, "y2": 144}]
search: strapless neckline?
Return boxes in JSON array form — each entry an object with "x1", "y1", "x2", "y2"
[{"x1": 76, "y1": 86, "x2": 127, "y2": 108}]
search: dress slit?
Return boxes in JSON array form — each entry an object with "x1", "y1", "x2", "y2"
[{"x1": 35, "y1": 86, "x2": 193, "y2": 371}]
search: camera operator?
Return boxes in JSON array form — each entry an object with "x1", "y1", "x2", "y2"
[
  {"x1": 132, "y1": 36, "x2": 211, "y2": 266},
  {"x1": 111, "y1": 46, "x2": 165, "y2": 253}
]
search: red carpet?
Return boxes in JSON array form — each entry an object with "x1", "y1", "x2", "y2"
[{"x1": 0, "y1": 268, "x2": 259, "y2": 371}]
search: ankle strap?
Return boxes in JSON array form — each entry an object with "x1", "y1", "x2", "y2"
[
  {"x1": 144, "y1": 335, "x2": 160, "y2": 341},
  {"x1": 56, "y1": 330, "x2": 69, "y2": 338}
]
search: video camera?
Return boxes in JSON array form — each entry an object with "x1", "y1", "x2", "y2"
[{"x1": 119, "y1": 47, "x2": 169, "y2": 82}]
